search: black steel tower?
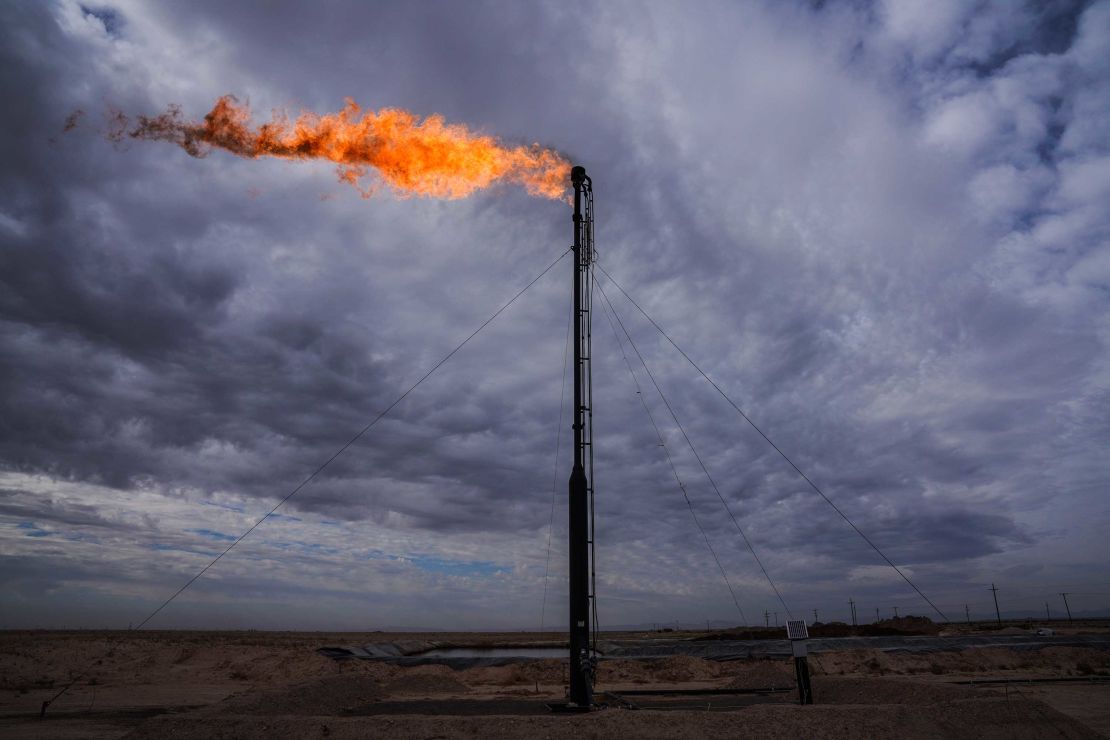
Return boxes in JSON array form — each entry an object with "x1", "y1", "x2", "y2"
[{"x1": 567, "y1": 165, "x2": 595, "y2": 708}]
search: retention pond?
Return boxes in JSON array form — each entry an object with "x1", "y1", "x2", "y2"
[
  {"x1": 417, "y1": 647, "x2": 570, "y2": 659},
  {"x1": 318, "y1": 634, "x2": 1110, "y2": 668}
]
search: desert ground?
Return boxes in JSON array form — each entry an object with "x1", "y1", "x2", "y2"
[{"x1": 2, "y1": 624, "x2": 1109, "y2": 738}]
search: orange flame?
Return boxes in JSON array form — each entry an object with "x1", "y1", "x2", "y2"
[{"x1": 113, "y1": 96, "x2": 571, "y2": 201}]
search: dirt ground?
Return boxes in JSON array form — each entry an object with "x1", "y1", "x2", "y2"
[{"x1": 1, "y1": 630, "x2": 1108, "y2": 738}]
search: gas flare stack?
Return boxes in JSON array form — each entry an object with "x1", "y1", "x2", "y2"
[{"x1": 553, "y1": 165, "x2": 598, "y2": 712}]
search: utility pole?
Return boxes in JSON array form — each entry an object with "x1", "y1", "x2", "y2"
[
  {"x1": 965, "y1": 604, "x2": 971, "y2": 625},
  {"x1": 875, "y1": 607, "x2": 880, "y2": 623},
  {"x1": 848, "y1": 597, "x2": 857, "y2": 627},
  {"x1": 1045, "y1": 602, "x2": 1051, "y2": 620},
  {"x1": 764, "y1": 610, "x2": 770, "y2": 628},
  {"x1": 774, "y1": 611, "x2": 779, "y2": 627},
  {"x1": 1060, "y1": 593, "x2": 1073, "y2": 623},
  {"x1": 990, "y1": 583, "x2": 1002, "y2": 625},
  {"x1": 892, "y1": 606, "x2": 899, "y2": 618},
  {"x1": 813, "y1": 609, "x2": 819, "y2": 623}
]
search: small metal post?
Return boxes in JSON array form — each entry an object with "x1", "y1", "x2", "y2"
[{"x1": 787, "y1": 620, "x2": 813, "y2": 705}]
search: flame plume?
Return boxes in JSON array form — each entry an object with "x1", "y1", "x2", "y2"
[{"x1": 114, "y1": 96, "x2": 571, "y2": 201}]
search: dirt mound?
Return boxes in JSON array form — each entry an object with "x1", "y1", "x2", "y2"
[
  {"x1": 384, "y1": 665, "x2": 470, "y2": 696},
  {"x1": 813, "y1": 645, "x2": 1110, "y2": 678},
  {"x1": 722, "y1": 659, "x2": 795, "y2": 689},
  {"x1": 816, "y1": 677, "x2": 991, "y2": 705},
  {"x1": 462, "y1": 659, "x2": 565, "y2": 687},
  {"x1": 211, "y1": 674, "x2": 385, "y2": 716},
  {"x1": 1039, "y1": 646, "x2": 1110, "y2": 676},
  {"x1": 813, "y1": 648, "x2": 903, "y2": 675},
  {"x1": 599, "y1": 659, "x2": 654, "y2": 684},
  {"x1": 646, "y1": 655, "x2": 722, "y2": 682},
  {"x1": 0, "y1": 630, "x2": 365, "y2": 695}
]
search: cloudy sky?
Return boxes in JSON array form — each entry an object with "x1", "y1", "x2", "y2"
[{"x1": 1, "y1": 0, "x2": 1108, "y2": 631}]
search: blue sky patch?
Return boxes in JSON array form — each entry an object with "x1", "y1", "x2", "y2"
[
  {"x1": 17, "y1": 521, "x2": 51, "y2": 537},
  {"x1": 79, "y1": 5, "x2": 122, "y2": 36}
]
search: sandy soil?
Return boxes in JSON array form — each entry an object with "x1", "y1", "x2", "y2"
[{"x1": 1, "y1": 630, "x2": 1107, "y2": 738}]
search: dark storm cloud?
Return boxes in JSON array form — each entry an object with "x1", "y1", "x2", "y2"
[{"x1": 0, "y1": 0, "x2": 1108, "y2": 629}]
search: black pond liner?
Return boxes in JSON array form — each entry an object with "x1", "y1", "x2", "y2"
[{"x1": 319, "y1": 633, "x2": 1110, "y2": 668}]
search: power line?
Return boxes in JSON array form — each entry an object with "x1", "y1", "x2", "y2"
[
  {"x1": 972, "y1": 581, "x2": 1110, "y2": 590},
  {"x1": 595, "y1": 284, "x2": 747, "y2": 624},
  {"x1": 596, "y1": 279, "x2": 792, "y2": 620},
  {"x1": 976, "y1": 582, "x2": 1110, "y2": 596},
  {"x1": 596, "y1": 264, "x2": 949, "y2": 623}
]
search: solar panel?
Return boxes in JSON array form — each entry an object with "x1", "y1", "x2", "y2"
[{"x1": 786, "y1": 619, "x2": 809, "y2": 640}]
